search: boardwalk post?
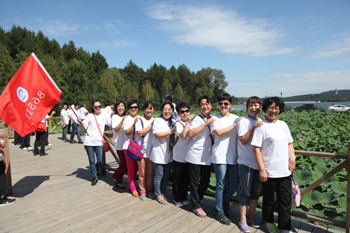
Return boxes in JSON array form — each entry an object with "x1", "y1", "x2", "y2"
[{"x1": 347, "y1": 140, "x2": 350, "y2": 233}]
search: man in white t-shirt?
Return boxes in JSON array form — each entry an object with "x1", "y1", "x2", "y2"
[
  {"x1": 103, "y1": 102, "x2": 115, "y2": 118},
  {"x1": 79, "y1": 103, "x2": 89, "y2": 121},
  {"x1": 61, "y1": 104, "x2": 69, "y2": 141},
  {"x1": 68, "y1": 101, "x2": 83, "y2": 144}
]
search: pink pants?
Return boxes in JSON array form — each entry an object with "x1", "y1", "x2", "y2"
[
  {"x1": 137, "y1": 157, "x2": 154, "y2": 194},
  {"x1": 124, "y1": 150, "x2": 138, "y2": 192},
  {"x1": 112, "y1": 150, "x2": 127, "y2": 184}
]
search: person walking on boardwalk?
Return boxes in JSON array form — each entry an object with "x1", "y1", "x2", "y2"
[
  {"x1": 61, "y1": 103, "x2": 69, "y2": 141},
  {"x1": 237, "y1": 96, "x2": 264, "y2": 232},
  {"x1": 185, "y1": 95, "x2": 215, "y2": 218},
  {"x1": 251, "y1": 97, "x2": 296, "y2": 233},
  {"x1": 79, "y1": 99, "x2": 111, "y2": 186},
  {"x1": 69, "y1": 101, "x2": 83, "y2": 144}
]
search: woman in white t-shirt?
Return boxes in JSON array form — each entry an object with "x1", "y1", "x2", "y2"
[
  {"x1": 80, "y1": 100, "x2": 111, "y2": 186},
  {"x1": 251, "y1": 97, "x2": 296, "y2": 233},
  {"x1": 135, "y1": 100, "x2": 155, "y2": 201},
  {"x1": 211, "y1": 93, "x2": 240, "y2": 225},
  {"x1": 123, "y1": 100, "x2": 140, "y2": 197},
  {"x1": 111, "y1": 101, "x2": 127, "y2": 189},
  {"x1": 186, "y1": 95, "x2": 215, "y2": 218},
  {"x1": 236, "y1": 96, "x2": 263, "y2": 232},
  {"x1": 172, "y1": 101, "x2": 194, "y2": 207},
  {"x1": 150, "y1": 102, "x2": 176, "y2": 204}
]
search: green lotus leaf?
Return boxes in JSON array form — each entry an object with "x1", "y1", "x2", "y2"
[
  {"x1": 293, "y1": 169, "x2": 312, "y2": 186},
  {"x1": 332, "y1": 182, "x2": 347, "y2": 195}
]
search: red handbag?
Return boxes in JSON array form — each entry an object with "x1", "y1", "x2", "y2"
[
  {"x1": 36, "y1": 122, "x2": 47, "y2": 132},
  {"x1": 94, "y1": 114, "x2": 111, "y2": 152}
]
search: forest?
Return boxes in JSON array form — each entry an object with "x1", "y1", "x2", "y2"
[{"x1": 0, "y1": 25, "x2": 236, "y2": 110}]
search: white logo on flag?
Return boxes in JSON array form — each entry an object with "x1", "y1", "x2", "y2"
[{"x1": 17, "y1": 87, "x2": 28, "y2": 103}]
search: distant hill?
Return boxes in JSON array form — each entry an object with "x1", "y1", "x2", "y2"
[{"x1": 237, "y1": 89, "x2": 350, "y2": 102}]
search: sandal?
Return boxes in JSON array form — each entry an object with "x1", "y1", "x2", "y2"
[{"x1": 157, "y1": 198, "x2": 168, "y2": 204}]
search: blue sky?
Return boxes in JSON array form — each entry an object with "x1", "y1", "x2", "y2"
[{"x1": 1, "y1": 0, "x2": 349, "y2": 98}]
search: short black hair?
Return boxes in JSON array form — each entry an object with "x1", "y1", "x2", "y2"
[
  {"x1": 127, "y1": 99, "x2": 139, "y2": 109},
  {"x1": 262, "y1": 97, "x2": 285, "y2": 114},
  {"x1": 176, "y1": 101, "x2": 190, "y2": 113},
  {"x1": 90, "y1": 99, "x2": 101, "y2": 113},
  {"x1": 143, "y1": 100, "x2": 154, "y2": 110},
  {"x1": 217, "y1": 92, "x2": 232, "y2": 103},
  {"x1": 73, "y1": 101, "x2": 79, "y2": 107},
  {"x1": 165, "y1": 96, "x2": 172, "y2": 102},
  {"x1": 198, "y1": 95, "x2": 212, "y2": 105}
]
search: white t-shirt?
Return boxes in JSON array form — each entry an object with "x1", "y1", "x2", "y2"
[
  {"x1": 251, "y1": 119, "x2": 293, "y2": 178},
  {"x1": 173, "y1": 121, "x2": 190, "y2": 163},
  {"x1": 211, "y1": 113, "x2": 239, "y2": 165},
  {"x1": 82, "y1": 113, "x2": 111, "y2": 146},
  {"x1": 79, "y1": 107, "x2": 88, "y2": 120},
  {"x1": 103, "y1": 106, "x2": 114, "y2": 118},
  {"x1": 61, "y1": 109, "x2": 68, "y2": 125},
  {"x1": 185, "y1": 115, "x2": 212, "y2": 165},
  {"x1": 69, "y1": 107, "x2": 80, "y2": 125},
  {"x1": 111, "y1": 114, "x2": 125, "y2": 150},
  {"x1": 150, "y1": 117, "x2": 172, "y2": 164},
  {"x1": 122, "y1": 115, "x2": 138, "y2": 150},
  {"x1": 135, "y1": 116, "x2": 154, "y2": 159},
  {"x1": 237, "y1": 116, "x2": 262, "y2": 170}
]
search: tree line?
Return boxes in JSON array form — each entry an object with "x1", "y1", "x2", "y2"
[{"x1": 0, "y1": 25, "x2": 237, "y2": 111}]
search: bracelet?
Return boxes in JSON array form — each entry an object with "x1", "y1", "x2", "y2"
[{"x1": 289, "y1": 155, "x2": 296, "y2": 158}]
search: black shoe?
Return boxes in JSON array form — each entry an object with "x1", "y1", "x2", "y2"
[
  {"x1": 78, "y1": 141, "x2": 83, "y2": 144},
  {"x1": 216, "y1": 213, "x2": 232, "y2": 225},
  {"x1": 91, "y1": 178, "x2": 98, "y2": 186},
  {"x1": 33, "y1": 152, "x2": 39, "y2": 156},
  {"x1": 40, "y1": 153, "x2": 48, "y2": 156},
  {"x1": 70, "y1": 141, "x2": 75, "y2": 144},
  {"x1": 0, "y1": 197, "x2": 16, "y2": 206},
  {"x1": 115, "y1": 183, "x2": 126, "y2": 189}
]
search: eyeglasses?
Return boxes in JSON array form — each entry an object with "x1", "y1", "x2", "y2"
[
  {"x1": 93, "y1": 105, "x2": 102, "y2": 109},
  {"x1": 179, "y1": 109, "x2": 190, "y2": 114},
  {"x1": 129, "y1": 106, "x2": 139, "y2": 109},
  {"x1": 218, "y1": 102, "x2": 230, "y2": 106}
]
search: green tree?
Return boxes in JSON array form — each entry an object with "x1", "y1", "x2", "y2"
[
  {"x1": 0, "y1": 44, "x2": 15, "y2": 93},
  {"x1": 141, "y1": 80, "x2": 154, "y2": 101},
  {"x1": 161, "y1": 78, "x2": 172, "y2": 100},
  {"x1": 173, "y1": 84, "x2": 185, "y2": 102}
]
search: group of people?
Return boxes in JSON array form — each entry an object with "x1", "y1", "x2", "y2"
[{"x1": 68, "y1": 94, "x2": 295, "y2": 233}]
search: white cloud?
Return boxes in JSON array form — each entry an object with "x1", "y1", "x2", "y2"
[
  {"x1": 98, "y1": 40, "x2": 136, "y2": 48},
  {"x1": 147, "y1": 4, "x2": 297, "y2": 56},
  {"x1": 39, "y1": 20, "x2": 83, "y2": 36},
  {"x1": 228, "y1": 70, "x2": 350, "y2": 97},
  {"x1": 311, "y1": 34, "x2": 350, "y2": 58}
]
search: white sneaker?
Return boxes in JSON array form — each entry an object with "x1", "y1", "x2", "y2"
[
  {"x1": 27, "y1": 146, "x2": 32, "y2": 150},
  {"x1": 48, "y1": 144, "x2": 52, "y2": 146},
  {"x1": 22, "y1": 147, "x2": 27, "y2": 150}
]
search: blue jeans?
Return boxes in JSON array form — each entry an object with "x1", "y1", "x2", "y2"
[
  {"x1": 213, "y1": 164, "x2": 238, "y2": 214},
  {"x1": 238, "y1": 164, "x2": 262, "y2": 206},
  {"x1": 153, "y1": 163, "x2": 172, "y2": 196},
  {"x1": 85, "y1": 146, "x2": 103, "y2": 179},
  {"x1": 70, "y1": 122, "x2": 82, "y2": 142}
]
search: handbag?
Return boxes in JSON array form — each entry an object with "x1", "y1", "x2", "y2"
[
  {"x1": 36, "y1": 122, "x2": 47, "y2": 132},
  {"x1": 291, "y1": 174, "x2": 301, "y2": 207},
  {"x1": 126, "y1": 118, "x2": 145, "y2": 161},
  {"x1": 94, "y1": 114, "x2": 111, "y2": 152}
]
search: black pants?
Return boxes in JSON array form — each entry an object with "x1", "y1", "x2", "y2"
[
  {"x1": 14, "y1": 131, "x2": 21, "y2": 145},
  {"x1": 262, "y1": 176, "x2": 292, "y2": 230},
  {"x1": 21, "y1": 134, "x2": 31, "y2": 148},
  {"x1": 34, "y1": 131, "x2": 47, "y2": 154},
  {"x1": 0, "y1": 161, "x2": 7, "y2": 199},
  {"x1": 188, "y1": 163, "x2": 211, "y2": 209},
  {"x1": 172, "y1": 161, "x2": 190, "y2": 202}
]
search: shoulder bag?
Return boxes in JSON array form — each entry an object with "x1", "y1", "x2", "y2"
[
  {"x1": 126, "y1": 118, "x2": 145, "y2": 161},
  {"x1": 94, "y1": 114, "x2": 111, "y2": 152}
]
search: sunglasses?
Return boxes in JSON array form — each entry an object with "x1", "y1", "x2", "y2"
[
  {"x1": 129, "y1": 106, "x2": 139, "y2": 109},
  {"x1": 179, "y1": 109, "x2": 190, "y2": 114},
  {"x1": 93, "y1": 105, "x2": 102, "y2": 109},
  {"x1": 218, "y1": 102, "x2": 230, "y2": 106}
]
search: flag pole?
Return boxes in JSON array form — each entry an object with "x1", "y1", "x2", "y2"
[{"x1": 62, "y1": 95, "x2": 89, "y2": 136}]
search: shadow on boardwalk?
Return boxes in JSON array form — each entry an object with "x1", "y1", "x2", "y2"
[{"x1": 0, "y1": 135, "x2": 344, "y2": 233}]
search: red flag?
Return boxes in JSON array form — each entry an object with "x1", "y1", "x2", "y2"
[{"x1": 0, "y1": 53, "x2": 62, "y2": 136}]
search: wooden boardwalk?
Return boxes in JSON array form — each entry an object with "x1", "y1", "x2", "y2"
[{"x1": 0, "y1": 134, "x2": 344, "y2": 233}]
